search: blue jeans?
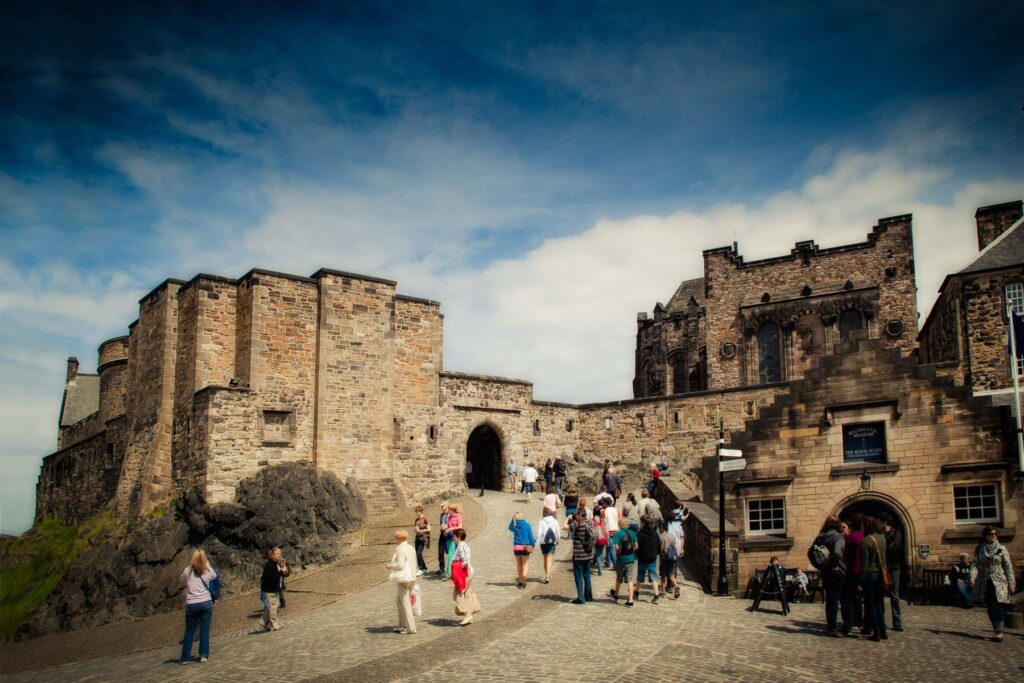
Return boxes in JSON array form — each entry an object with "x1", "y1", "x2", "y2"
[
  {"x1": 604, "y1": 538, "x2": 617, "y2": 565},
  {"x1": 181, "y1": 600, "x2": 213, "y2": 662},
  {"x1": 985, "y1": 580, "x2": 1007, "y2": 632},
  {"x1": 555, "y1": 476, "x2": 565, "y2": 496},
  {"x1": 887, "y1": 566, "x2": 901, "y2": 628},
  {"x1": 573, "y1": 559, "x2": 593, "y2": 601},
  {"x1": 956, "y1": 579, "x2": 974, "y2": 606},
  {"x1": 822, "y1": 570, "x2": 844, "y2": 631},
  {"x1": 862, "y1": 571, "x2": 886, "y2": 636}
]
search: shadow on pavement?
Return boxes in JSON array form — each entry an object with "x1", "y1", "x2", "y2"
[
  {"x1": 765, "y1": 625, "x2": 828, "y2": 637},
  {"x1": 364, "y1": 625, "x2": 398, "y2": 634},
  {"x1": 925, "y1": 628, "x2": 997, "y2": 641},
  {"x1": 424, "y1": 618, "x2": 462, "y2": 628}
]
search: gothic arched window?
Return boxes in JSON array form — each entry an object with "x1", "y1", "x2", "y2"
[
  {"x1": 671, "y1": 355, "x2": 688, "y2": 394},
  {"x1": 839, "y1": 310, "x2": 863, "y2": 342},
  {"x1": 758, "y1": 322, "x2": 782, "y2": 384}
]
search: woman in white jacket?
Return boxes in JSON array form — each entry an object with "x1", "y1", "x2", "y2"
[
  {"x1": 537, "y1": 507, "x2": 560, "y2": 584},
  {"x1": 386, "y1": 529, "x2": 418, "y2": 634}
]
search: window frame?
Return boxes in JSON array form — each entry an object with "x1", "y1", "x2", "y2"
[
  {"x1": 952, "y1": 482, "x2": 1001, "y2": 525},
  {"x1": 746, "y1": 497, "x2": 786, "y2": 536}
]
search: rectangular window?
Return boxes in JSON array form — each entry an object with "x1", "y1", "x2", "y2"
[
  {"x1": 842, "y1": 422, "x2": 887, "y2": 463},
  {"x1": 604, "y1": 416, "x2": 612, "y2": 431},
  {"x1": 747, "y1": 498, "x2": 786, "y2": 535},
  {"x1": 262, "y1": 410, "x2": 293, "y2": 445},
  {"x1": 953, "y1": 483, "x2": 1000, "y2": 524},
  {"x1": 1006, "y1": 283, "x2": 1024, "y2": 377},
  {"x1": 566, "y1": 419, "x2": 574, "y2": 432},
  {"x1": 533, "y1": 419, "x2": 541, "y2": 436}
]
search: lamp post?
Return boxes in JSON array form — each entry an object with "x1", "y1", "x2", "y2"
[{"x1": 717, "y1": 417, "x2": 729, "y2": 596}]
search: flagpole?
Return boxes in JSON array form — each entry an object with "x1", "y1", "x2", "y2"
[{"x1": 1008, "y1": 305, "x2": 1024, "y2": 473}]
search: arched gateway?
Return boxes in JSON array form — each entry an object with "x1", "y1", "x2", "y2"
[
  {"x1": 466, "y1": 424, "x2": 503, "y2": 491},
  {"x1": 835, "y1": 495, "x2": 912, "y2": 593}
]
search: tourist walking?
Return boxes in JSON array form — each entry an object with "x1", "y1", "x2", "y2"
[
  {"x1": 259, "y1": 547, "x2": 290, "y2": 632},
  {"x1": 610, "y1": 521, "x2": 638, "y2": 607},
  {"x1": 437, "y1": 502, "x2": 450, "y2": 577},
  {"x1": 593, "y1": 487, "x2": 614, "y2": 508},
  {"x1": 881, "y1": 513, "x2": 904, "y2": 631},
  {"x1": 544, "y1": 457, "x2": 555, "y2": 491},
  {"x1": 808, "y1": 515, "x2": 846, "y2": 637},
  {"x1": 622, "y1": 493, "x2": 641, "y2": 531},
  {"x1": 604, "y1": 466, "x2": 623, "y2": 500},
  {"x1": 602, "y1": 498, "x2": 620, "y2": 567},
  {"x1": 658, "y1": 520, "x2": 681, "y2": 599},
  {"x1": 450, "y1": 528, "x2": 481, "y2": 625},
  {"x1": 386, "y1": 529, "x2": 418, "y2": 634},
  {"x1": 506, "y1": 459, "x2": 519, "y2": 492},
  {"x1": 544, "y1": 487, "x2": 560, "y2": 515},
  {"x1": 639, "y1": 490, "x2": 662, "y2": 523},
  {"x1": 973, "y1": 526, "x2": 1017, "y2": 642},
  {"x1": 554, "y1": 456, "x2": 567, "y2": 496},
  {"x1": 414, "y1": 505, "x2": 431, "y2": 575},
  {"x1": 445, "y1": 503, "x2": 464, "y2": 578},
  {"x1": 591, "y1": 507, "x2": 608, "y2": 576},
  {"x1": 537, "y1": 507, "x2": 560, "y2": 583},
  {"x1": 509, "y1": 511, "x2": 537, "y2": 588},
  {"x1": 571, "y1": 508, "x2": 596, "y2": 603},
  {"x1": 178, "y1": 548, "x2": 218, "y2": 664},
  {"x1": 635, "y1": 514, "x2": 662, "y2": 603},
  {"x1": 465, "y1": 460, "x2": 474, "y2": 488},
  {"x1": 522, "y1": 462, "x2": 539, "y2": 503},
  {"x1": 860, "y1": 516, "x2": 888, "y2": 641}
]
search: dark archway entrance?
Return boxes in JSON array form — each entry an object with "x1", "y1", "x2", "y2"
[
  {"x1": 467, "y1": 425, "x2": 503, "y2": 491},
  {"x1": 838, "y1": 498, "x2": 909, "y2": 593}
]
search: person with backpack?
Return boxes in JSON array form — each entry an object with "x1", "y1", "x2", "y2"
[
  {"x1": 602, "y1": 499, "x2": 620, "y2": 567},
  {"x1": 603, "y1": 466, "x2": 623, "y2": 501},
  {"x1": 622, "y1": 493, "x2": 641, "y2": 531},
  {"x1": 808, "y1": 515, "x2": 846, "y2": 637},
  {"x1": 571, "y1": 507, "x2": 596, "y2": 604},
  {"x1": 659, "y1": 520, "x2": 681, "y2": 599},
  {"x1": 635, "y1": 514, "x2": 662, "y2": 604},
  {"x1": 554, "y1": 456, "x2": 568, "y2": 496},
  {"x1": 509, "y1": 511, "x2": 537, "y2": 589},
  {"x1": 259, "y1": 547, "x2": 290, "y2": 632},
  {"x1": 178, "y1": 548, "x2": 219, "y2": 664},
  {"x1": 537, "y1": 507, "x2": 560, "y2": 584},
  {"x1": 609, "y1": 521, "x2": 638, "y2": 607},
  {"x1": 639, "y1": 489, "x2": 662, "y2": 523}
]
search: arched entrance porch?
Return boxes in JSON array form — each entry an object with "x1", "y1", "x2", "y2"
[
  {"x1": 466, "y1": 424, "x2": 503, "y2": 491},
  {"x1": 835, "y1": 495, "x2": 912, "y2": 594}
]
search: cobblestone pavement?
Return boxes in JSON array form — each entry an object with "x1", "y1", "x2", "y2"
[{"x1": 4, "y1": 492, "x2": 1022, "y2": 683}]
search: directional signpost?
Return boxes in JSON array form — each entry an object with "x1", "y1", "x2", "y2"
[
  {"x1": 719, "y1": 448, "x2": 743, "y2": 458},
  {"x1": 719, "y1": 457, "x2": 746, "y2": 472}
]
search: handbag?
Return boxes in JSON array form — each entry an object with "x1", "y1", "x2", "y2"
[
  {"x1": 451, "y1": 559, "x2": 469, "y2": 592},
  {"x1": 871, "y1": 537, "x2": 893, "y2": 590},
  {"x1": 410, "y1": 582, "x2": 423, "y2": 616}
]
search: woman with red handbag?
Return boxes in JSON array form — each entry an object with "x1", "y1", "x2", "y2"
[{"x1": 450, "y1": 528, "x2": 480, "y2": 625}]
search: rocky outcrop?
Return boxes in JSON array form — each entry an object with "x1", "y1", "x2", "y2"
[{"x1": 18, "y1": 462, "x2": 366, "y2": 638}]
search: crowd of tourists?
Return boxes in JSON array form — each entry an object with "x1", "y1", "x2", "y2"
[
  {"x1": 174, "y1": 459, "x2": 1017, "y2": 662},
  {"x1": 809, "y1": 514, "x2": 1017, "y2": 642}
]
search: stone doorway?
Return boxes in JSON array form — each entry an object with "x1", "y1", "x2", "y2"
[
  {"x1": 837, "y1": 497, "x2": 910, "y2": 592},
  {"x1": 466, "y1": 424, "x2": 503, "y2": 491}
]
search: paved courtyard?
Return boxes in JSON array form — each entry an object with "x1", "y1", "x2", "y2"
[{"x1": 3, "y1": 492, "x2": 1022, "y2": 682}]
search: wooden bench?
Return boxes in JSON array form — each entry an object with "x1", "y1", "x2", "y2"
[{"x1": 913, "y1": 568, "x2": 953, "y2": 605}]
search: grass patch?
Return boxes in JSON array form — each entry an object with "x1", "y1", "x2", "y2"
[{"x1": 0, "y1": 508, "x2": 115, "y2": 639}]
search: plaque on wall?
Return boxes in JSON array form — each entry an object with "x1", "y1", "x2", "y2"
[
  {"x1": 721, "y1": 341, "x2": 737, "y2": 358},
  {"x1": 842, "y1": 422, "x2": 887, "y2": 463}
]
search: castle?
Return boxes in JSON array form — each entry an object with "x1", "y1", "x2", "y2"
[{"x1": 39, "y1": 201, "x2": 1024, "y2": 592}]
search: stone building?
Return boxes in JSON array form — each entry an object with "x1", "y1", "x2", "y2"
[
  {"x1": 37, "y1": 202, "x2": 1023, "y2": 594},
  {"x1": 634, "y1": 215, "x2": 918, "y2": 397}
]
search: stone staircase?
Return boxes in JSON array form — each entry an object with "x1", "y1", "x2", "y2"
[{"x1": 357, "y1": 477, "x2": 406, "y2": 518}]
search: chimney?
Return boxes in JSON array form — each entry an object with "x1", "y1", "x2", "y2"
[
  {"x1": 66, "y1": 356, "x2": 79, "y2": 383},
  {"x1": 975, "y1": 200, "x2": 1023, "y2": 251}
]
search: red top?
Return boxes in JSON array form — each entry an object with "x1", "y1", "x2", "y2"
[{"x1": 651, "y1": 468, "x2": 662, "y2": 479}]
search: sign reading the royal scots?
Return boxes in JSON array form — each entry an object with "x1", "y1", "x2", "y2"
[{"x1": 842, "y1": 422, "x2": 887, "y2": 463}]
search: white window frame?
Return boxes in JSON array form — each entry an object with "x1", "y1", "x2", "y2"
[
  {"x1": 746, "y1": 497, "x2": 786, "y2": 535},
  {"x1": 1006, "y1": 283, "x2": 1024, "y2": 377},
  {"x1": 953, "y1": 482, "x2": 1001, "y2": 525}
]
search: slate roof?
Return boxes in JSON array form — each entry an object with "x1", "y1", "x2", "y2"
[
  {"x1": 666, "y1": 277, "x2": 705, "y2": 312},
  {"x1": 959, "y1": 216, "x2": 1024, "y2": 275},
  {"x1": 60, "y1": 374, "x2": 100, "y2": 426}
]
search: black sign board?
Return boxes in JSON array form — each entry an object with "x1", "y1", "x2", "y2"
[{"x1": 842, "y1": 422, "x2": 886, "y2": 463}]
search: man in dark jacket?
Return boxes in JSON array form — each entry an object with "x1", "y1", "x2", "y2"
[
  {"x1": 259, "y1": 547, "x2": 290, "y2": 632},
  {"x1": 881, "y1": 513, "x2": 904, "y2": 631},
  {"x1": 635, "y1": 515, "x2": 663, "y2": 604},
  {"x1": 809, "y1": 516, "x2": 846, "y2": 637}
]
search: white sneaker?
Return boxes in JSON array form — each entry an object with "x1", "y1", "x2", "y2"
[
  {"x1": 199, "y1": 657, "x2": 208, "y2": 663},
  {"x1": 417, "y1": 570, "x2": 425, "y2": 576}
]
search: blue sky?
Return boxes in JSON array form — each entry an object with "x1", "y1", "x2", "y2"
[{"x1": 1, "y1": 0, "x2": 1022, "y2": 534}]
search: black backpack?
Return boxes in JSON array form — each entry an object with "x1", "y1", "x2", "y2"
[
  {"x1": 555, "y1": 459, "x2": 567, "y2": 476},
  {"x1": 617, "y1": 531, "x2": 636, "y2": 556}
]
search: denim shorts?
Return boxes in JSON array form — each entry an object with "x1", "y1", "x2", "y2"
[
  {"x1": 637, "y1": 561, "x2": 659, "y2": 582},
  {"x1": 524, "y1": 482, "x2": 534, "y2": 493}
]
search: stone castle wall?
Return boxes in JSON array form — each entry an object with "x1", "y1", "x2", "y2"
[
  {"x1": 704, "y1": 215, "x2": 918, "y2": 391},
  {"x1": 963, "y1": 266, "x2": 1024, "y2": 391}
]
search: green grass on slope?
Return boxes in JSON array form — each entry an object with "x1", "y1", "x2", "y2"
[{"x1": 0, "y1": 508, "x2": 114, "y2": 640}]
